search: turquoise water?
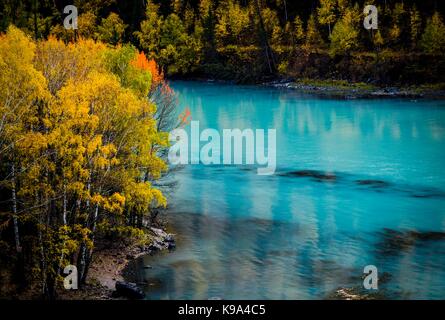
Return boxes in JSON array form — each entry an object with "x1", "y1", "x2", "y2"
[{"x1": 127, "y1": 81, "x2": 445, "y2": 299}]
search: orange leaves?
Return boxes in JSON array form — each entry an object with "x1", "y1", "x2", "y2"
[
  {"x1": 178, "y1": 107, "x2": 192, "y2": 127},
  {"x1": 130, "y1": 51, "x2": 150, "y2": 71},
  {"x1": 146, "y1": 58, "x2": 164, "y2": 85},
  {"x1": 130, "y1": 51, "x2": 164, "y2": 86}
]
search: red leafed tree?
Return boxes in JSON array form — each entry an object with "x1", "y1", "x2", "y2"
[{"x1": 130, "y1": 52, "x2": 179, "y2": 134}]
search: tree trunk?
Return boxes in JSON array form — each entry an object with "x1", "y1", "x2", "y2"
[
  {"x1": 81, "y1": 204, "x2": 99, "y2": 284},
  {"x1": 77, "y1": 243, "x2": 87, "y2": 286},
  {"x1": 57, "y1": 183, "x2": 68, "y2": 276},
  {"x1": 11, "y1": 164, "x2": 21, "y2": 254},
  {"x1": 283, "y1": 0, "x2": 288, "y2": 22},
  {"x1": 254, "y1": 0, "x2": 276, "y2": 74}
]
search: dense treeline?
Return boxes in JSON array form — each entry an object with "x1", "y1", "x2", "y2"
[
  {"x1": 0, "y1": 25, "x2": 176, "y2": 298},
  {"x1": 1, "y1": 0, "x2": 444, "y2": 83}
]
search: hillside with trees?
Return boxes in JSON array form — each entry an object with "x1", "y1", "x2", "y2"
[{"x1": 1, "y1": 0, "x2": 444, "y2": 84}]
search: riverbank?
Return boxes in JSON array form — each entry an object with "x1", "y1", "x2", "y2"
[
  {"x1": 172, "y1": 76, "x2": 445, "y2": 99},
  {"x1": 265, "y1": 79, "x2": 445, "y2": 99},
  {"x1": 0, "y1": 223, "x2": 175, "y2": 300},
  {"x1": 59, "y1": 226, "x2": 175, "y2": 300}
]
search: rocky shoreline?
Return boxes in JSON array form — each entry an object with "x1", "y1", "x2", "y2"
[
  {"x1": 265, "y1": 79, "x2": 445, "y2": 100},
  {"x1": 173, "y1": 77, "x2": 445, "y2": 99},
  {"x1": 60, "y1": 226, "x2": 175, "y2": 300}
]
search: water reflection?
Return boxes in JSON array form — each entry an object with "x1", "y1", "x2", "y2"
[{"x1": 125, "y1": 82, "x2": 445, "y2": 299}]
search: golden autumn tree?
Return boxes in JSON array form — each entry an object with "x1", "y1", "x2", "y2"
[
  {"x1": 0, "y1": 26, "x2": 169, "y2": 298},
  {"x1": 0, "y1": 26, "x2": 49, "y2": 260}
]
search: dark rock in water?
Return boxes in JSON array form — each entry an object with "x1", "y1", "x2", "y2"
[
  {"x1": 408, "y1": 231, "x2": 445, "y2": 241},
  {"x1": 279, "y1": 170, "x2": 337, "y2": 182},
  {"x1": 376, "y1": 229, "x2": 416, "y2": 255},
  {"x1": 356, "y1": 179, "x2": 390, "y2": 188},
  {"x1": 164, "y1": 234, "x2": 175, "y2": 243},
  {"x1": 379, "y1": 272, "x2": 392, "y2": 284},
  {"x1": 167, "y1": 242, "x2": 176, "y2": 250},
  {"x1": 411, "y1": 194, "x2": 433, "y2": 198},
  {"x1": 410, "y1": 188, "x2": 445, "y2": 199},
  {"x1": 148, "y1": 242, "x2": 163, "y2": 251},
  {"x1": 376, "y1": 228, "x2": 445, "y2": 256},
  {"x1": 114, "y1": 281, "x2": 145, "y2": 299},
  {"x1": 143, "y1": 265, "x2": 152, "y2": 269}
]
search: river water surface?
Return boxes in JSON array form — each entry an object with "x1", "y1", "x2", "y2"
[{"x1": 126, "y1": 81, "x2": 445, "y2": 299}]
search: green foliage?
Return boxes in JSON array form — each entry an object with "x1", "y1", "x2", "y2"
[
  {"x1": 215, "y1": 0, "x2": 251, "y2": 48},
  {"x1": 329, "y1": 6, "x2": 359, "y2": 56},
  {"x1": 261, "y1": 7, "x2": 283, "y2": 48},
  {"x1": 373, "y1": 30, "x2": 384, "y2": 49},
  {"x1": 420, "y1": 12, "x2": 445, "y2": 55},
  {"x1": 317, "y1": 0, "x2": 337, "y2": 35},
  {"x1": 306, "y1": 14, "x2": 324, "y2": 48},
  {"x1": 102, "y1": 44, "x2": 153, "y2": 96},
  {"x1": 1, "y1": 0, "x2": 443, "y2": 82},
  {"x1": 293, "y1": 15, "x2": 305, "y2": 44},
  {"x1": 0, "y1": 27, "x2": 167, "y2": 297},
  {"x1": 97, "y1": 13, "x2": 127, "y2": 45},
  {"x1": 134, "y1": 0, "x2": 162, "y2": 57},
  {"x1": 135, "y1": 1, "x2": 201, "y2": 75},
  {"x1": 410, "y1": 5, "x2": 422, "y2": 48},
  {"x1": 159, "y1": 13, "x2": 201, "y2": 75},
  {"x1": 388, "y1": 3, "x2": 406, "y2": 47}
]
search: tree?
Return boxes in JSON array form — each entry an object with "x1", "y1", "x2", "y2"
[
  {"x1": 306, "y1": 13, "x2": 324, "y2": 48},
  {"x1": 275, "y1": 0, "x2": 289, "y2": 22},
  {"x1": 78, "y1": 12, "x2": 99, "y2": 39},
  {"x1": 409, "y1": 5, "x2": 422, "y2": 48},
  {"x1": 388, "y1": 2, "x2": 406, "y2": 47},
  {"x1": 0, "y1": 26, "x2": 47, "y2": 258},
  {"x1": 215, "y1": 0, "x2": 251, "y2": 48},
  {"x1": 420, "y1": 12, "x2": 445, "y2": 55},
  {"x1": 97, "y1": 13, "x2": 127, "y2": 45},
  {"x1": 293, "y1": 15, "x2": 305, "y2": 45},
  {"x1": 337, "y1": 0, "x2": 349, "y2": 12},
  {"x1": 159, "y1": 13, "x2": 200, "y2": 75},
  {"x1": 318, "y1": 0, "x2": 337, "y2": 36},
  {"x1": 172, "y1": 0, "x2": 183, "y2": 15},
  {"x1": 261, "y1": 7, "x2": 283, "y2": 49},
  {"x1": 329, "y1": 6, "x2": 359, "y2": 56},
  {"x1": 197, "y1": 0, "x2": 217, "y2": 61},
  {"x1": 373, "y1": 30, "x2": 384, "y2": 50},
  {"x1": 135, "y1": 1, "x2": 163, "y2": 58},
  {"x1": 253, "y1": 0, "x2": 276, "y2": 73}
]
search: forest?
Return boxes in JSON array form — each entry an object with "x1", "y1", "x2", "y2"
[
  {"x1": 0, "y1": 0, "x2": 444, "y2": 83},
  {"x1": 0, "y1": 25, "x2": 177, "y2": 298},
  {"x1": 1, "y1": 0, "x2": 445, "y2": 300}
]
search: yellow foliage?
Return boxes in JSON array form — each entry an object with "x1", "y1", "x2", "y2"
[{"x1": 0, "y1": 25, "x2": 169, "y2": 291}]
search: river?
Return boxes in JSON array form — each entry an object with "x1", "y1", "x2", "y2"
[{"x1": 125, "y1": 81, "x2": 445, "y2": 299}]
